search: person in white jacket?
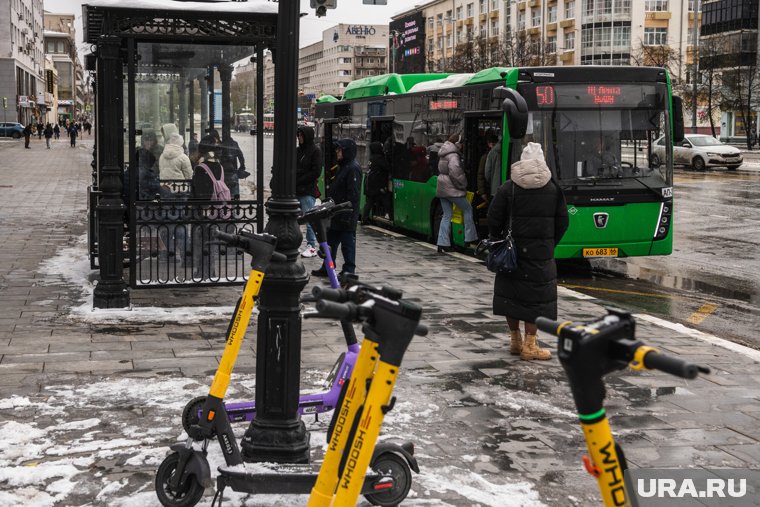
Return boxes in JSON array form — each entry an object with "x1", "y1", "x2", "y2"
[{"x1": 159, "y1": 133, "x2": 193, "y2": 181}]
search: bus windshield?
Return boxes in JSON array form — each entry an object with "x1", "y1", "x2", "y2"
[{"x1": 515, "y1": 82, "x2": 672, "y2": 189}]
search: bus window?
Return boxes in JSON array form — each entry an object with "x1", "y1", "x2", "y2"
[{"x1": 463, "y1": 115, "x2": 502, "y2": 196}]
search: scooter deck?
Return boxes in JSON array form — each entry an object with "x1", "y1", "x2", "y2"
[{"x1": 217, "y1": 464, "x2": 389, "y2": 496}]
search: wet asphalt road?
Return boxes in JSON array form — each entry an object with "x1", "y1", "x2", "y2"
[
  {"x1": 236, "y1": 133, "x2": 760, "y2": 349},
  {"x1": 561, "y1": 166, "x2": 760, "y2": 350}
]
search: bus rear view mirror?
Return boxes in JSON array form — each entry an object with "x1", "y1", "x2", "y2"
[
  {"x1": 496, "y1": 87, "x2": 528, "y2": 140},
  {"x1": 672, "y1": 95, "x2": 685, "y2": 143}
]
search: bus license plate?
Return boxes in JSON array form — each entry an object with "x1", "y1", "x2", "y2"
[{"x1": 583, "y1": 247, "x2": 618, "y2": 258}]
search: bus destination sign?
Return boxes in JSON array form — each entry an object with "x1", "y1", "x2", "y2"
[
  {"x1": 430, "y1": 99, "x2": 458, "y2": 110},
  {"x1": 533, "y1": 83, "x2": 658, "y2": 108}
]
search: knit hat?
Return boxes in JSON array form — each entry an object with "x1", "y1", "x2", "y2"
[
  {"x1": 521, "y1": 142, "x2": 544, "y2": 161},
  {"x1": 168, "y1": 133, "x2": 184, "y2": 147}
]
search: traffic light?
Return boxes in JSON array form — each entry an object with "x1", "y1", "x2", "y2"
[{"x1": 310, "y1": 0, "x2": 336, "y2": 17}]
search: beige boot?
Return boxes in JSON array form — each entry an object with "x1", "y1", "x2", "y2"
[
  {"x1": 509, "y1": 329, "x2": 523, "y2": 355},
  {"x1": 520, "y1": 333, "x2": 551, "y2": 360}
]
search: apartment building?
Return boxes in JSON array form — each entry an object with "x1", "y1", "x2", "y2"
[
  {"x1": 699, "y1": 0, "x2": 759, "y2": 141},
  {"x1": 0, "y1": 0, "x2": 46, "y2": 124},
  {"x1": 43, "y1": 11, "x2": 86, "y2": 118},
  {"x1": 393, "y1": 0, "x2": 701, "y2": 80},
  {"x1": 298, "y1": 24, "x2": 389, "y2": 100}
]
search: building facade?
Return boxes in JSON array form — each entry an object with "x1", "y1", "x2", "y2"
[
  {"x1": 700, "y1": 0, "x2": 759, "y2": 142},
  {"x1": 43, "y1": 11, "x2": 86, "y2": 120},
  {"x1": 0, "y1": 0, "x2": 46, "y2": 124},
  {"x1": 297, "y1": 24, "x2": 388, "y2": 101},
  {"x1": 393, "y1": 0, "x2": 700, "y2": 81},
  {"x1": 43, "y1": 31, "x2": 77, "y2": 121}
]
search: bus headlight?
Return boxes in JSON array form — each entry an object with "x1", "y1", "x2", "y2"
[{"x1": 654, "y1": 200, "x2": 672, "y2": 240}]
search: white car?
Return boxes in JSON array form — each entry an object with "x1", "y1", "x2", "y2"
[{"x1": 651, "y1": 134, "x2": 743, "y2": 171}]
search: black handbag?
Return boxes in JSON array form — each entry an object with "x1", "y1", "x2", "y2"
[{"x1": 486, "y1": 186, "x2": 518, "y2": 274}]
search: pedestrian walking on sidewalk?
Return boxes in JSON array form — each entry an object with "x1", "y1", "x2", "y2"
[
  {"x1": 23, "y1": 123, "x2": 32, "y2": 149},
  {"x1": 44, "y1": 123, "x2": 53, "y2": 149},
  {"x1": 296, "y1": 125, "x2": 322, "y2": 258},
  {"x1": 312, "y1": 138, "x2": 361, "y2": 277},
  {"x1": 37, "y1": 121, "x2": 44, "y2": 140},
  {"x1": 487, "y1": 142, "x2": 569, "y2": 360},
  {"x1": 69, "y1": 125, "x2": 78, "y2": 148},
  {"x1": 53, "y1": 123, "x2": 60, "y2": 140}
]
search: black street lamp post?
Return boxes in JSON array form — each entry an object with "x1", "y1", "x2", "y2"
[
  {"x1": 241, "y1": 0, "x2": 310, "y2": 463},
  {"x1": 92, "y1": 36, "x2": 130, "y2": 308}
]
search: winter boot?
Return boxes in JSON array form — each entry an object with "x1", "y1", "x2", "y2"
[
  {"x1": 520, "y1": 333, "x2": 551, "y2": 360},
  {"x1": 509, "y1": 329, "x2": 523, "y2": 355}
]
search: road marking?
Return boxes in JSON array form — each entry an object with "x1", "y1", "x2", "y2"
[
  {"x1": 560, "y1": 284, "x2": 675, "y2": 299},
  {"x1": 708, "y1": 215, "x2": 729, "y2": 219},
  {"x1": 686, "y1": 303, "x2": 719, "y2": 325}
]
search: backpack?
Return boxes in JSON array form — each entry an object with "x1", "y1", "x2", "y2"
[{"x1": 199, "y1": 163, "x2": 232, "y2": 218}]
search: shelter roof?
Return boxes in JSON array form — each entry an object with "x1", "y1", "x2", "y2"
[{"x1": 83, "y1": 0, "x2": 278, "y2": 14}]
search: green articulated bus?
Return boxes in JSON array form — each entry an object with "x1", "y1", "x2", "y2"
[{"x1": 314, "y1": 66, "x2": 684, "y2": 259}]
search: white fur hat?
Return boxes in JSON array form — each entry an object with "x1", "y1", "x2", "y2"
[{"x1": 521, "y1": 142, "x2": 544, "y2": 161}]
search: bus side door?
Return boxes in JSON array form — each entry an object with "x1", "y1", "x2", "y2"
[{"x1": 463, "y1": 111, "x2": 502, "y2": 229}]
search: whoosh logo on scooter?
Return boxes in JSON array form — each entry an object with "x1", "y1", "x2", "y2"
[
  {"x1": 340, "y1": 426, "x2": 369, "y2": 490},
  {"x1": 329, "y1": 386, "x2": 355, "y2": 452},
  {"x1": 598, "y1": 441, "x2": 625, "y2": 506},
  {"x1": 227, "y1": 299, "x2": 248, "y2": 346}
]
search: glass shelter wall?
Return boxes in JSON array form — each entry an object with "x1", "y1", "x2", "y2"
[{"x1": 125, "y1": 41, "x2": 260, "y2": 287}]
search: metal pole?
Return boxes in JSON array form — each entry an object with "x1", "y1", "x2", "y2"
[
  {"x1": 93, "y1": 36, "x2": 129, "y2": 308},
  {"x1": 187, "y1": 79, "x2": 195, "y2": 141},
  {"x1": 256, "y1": 45, "x2": 264, "y2": 232},
  {"x1": 207, "y1": 67, "x2": 215, "y2": 134},
  {"x1": 241, "y1": 0, "x2": 310, "y2": 464},
  {"x1": 691, "y1": 0, "x2": 700, "y2": 134},
  {"x1": 219, "y1": 64, "x2": 232, "y2": 142},
  {"x1": 199, "y1": 77, "x2": 208, "y2": 135}
]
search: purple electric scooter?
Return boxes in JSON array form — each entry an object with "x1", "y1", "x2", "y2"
[{"x1": 181, "y1": 200, "x2": 359, "y2": 433}]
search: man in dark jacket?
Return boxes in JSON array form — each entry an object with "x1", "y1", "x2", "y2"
[
  {"x1": 296, "y1": 126, "x2": 322, "y2": 258},
  {"x1": 219, "y1": 137, "x2": 246, "y2": 200},
  {"x1": 23, "y1": 123, "x2": 32, "y2": 149},
  {"x1": 312, "y1": 138, "x2": 361, "y2": 277},
  {"x1": 362, "y1": 141, "x2": 390, "y2": 223}
]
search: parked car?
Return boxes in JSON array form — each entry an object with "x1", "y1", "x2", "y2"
[
  {"x1": 0, "y1": 122, "x2": 24, "y2": 139},
  {"x1": 651, "y1": 134, "x2": 743, "y2": 171}
]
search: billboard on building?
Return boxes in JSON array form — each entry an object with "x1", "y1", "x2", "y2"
[{"x1": 389, "y1": 12, "x2": 425, "y2": 74}]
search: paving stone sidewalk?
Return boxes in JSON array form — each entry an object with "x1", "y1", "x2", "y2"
[{"x1": 1, "y1": 136, "x2": 759, "y2": 506}]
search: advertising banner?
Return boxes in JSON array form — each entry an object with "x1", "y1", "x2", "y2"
[{"x1": 389, "y1": 12, "x2": 425, "y2": 74}]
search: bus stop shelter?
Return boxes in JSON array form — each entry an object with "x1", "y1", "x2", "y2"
[{"x1": 83, "y1": 0, "x2": 277, "y2": 307}]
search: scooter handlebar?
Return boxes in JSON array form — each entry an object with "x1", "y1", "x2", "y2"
[
  {"x1": 314, "y1": 300, "x2": 356, "y2": 320},
  {"x1": 535, "y1": 317, "x2": 564, "y2": 336},
  {"x1": 312, "y1": 285, "x2": 347, "y2": 302},
  {"x1": 643, "y1": 350, "x2": 709, "y2": 379},
  {"x1": 297, "y1": 199, "x2": 352, "y2": 225}
]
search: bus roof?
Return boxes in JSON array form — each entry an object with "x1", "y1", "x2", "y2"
[
  {"x1": 323, "y1": 67, "x2": 519, "y2": 102},
  {"x1": 317, "y1": 66, "x2": 667, "y2": 104},
  {"x1": 341, "y1": 73, "x2": 449, "y2": 100}
]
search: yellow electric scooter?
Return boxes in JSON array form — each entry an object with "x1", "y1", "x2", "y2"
[{"x1": 536, "y1": 308, "x2": 710, "y2": 507}]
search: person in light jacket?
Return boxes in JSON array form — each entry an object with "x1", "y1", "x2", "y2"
[
  {"x1": 159, "y1": 134, "x2": 193, "y2": 181},
  {"x1": 435, "y1": 133, "x2": 478, "y2": 253},
  {"x1": 487, "y1": 142, "x2": 569, "y2": 360}
]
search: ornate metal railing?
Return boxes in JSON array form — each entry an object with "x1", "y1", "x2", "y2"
[{"x1": 129, "y1": 194, "x2": 260, "y2": 287}]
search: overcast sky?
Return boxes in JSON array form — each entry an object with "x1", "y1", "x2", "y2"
[{"x1": 44, "y1": 0, "x2": 411, "y2": 56}]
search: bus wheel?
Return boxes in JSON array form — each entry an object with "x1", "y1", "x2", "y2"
[{"x1": 430, "y1": 201, "x2": 443, "y2": 244}]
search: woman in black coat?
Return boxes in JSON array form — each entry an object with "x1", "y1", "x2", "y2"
[{"x1": 487, "y1": 142, "x2": 569, "y2": 360}]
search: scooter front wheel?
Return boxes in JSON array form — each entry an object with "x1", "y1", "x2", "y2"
[
  {"x1": 364, "y1": 452, "x2": 413, "y2": 507},
  {"x1": 155, "y1": 452, "x2": 205, "y2": 507}
]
